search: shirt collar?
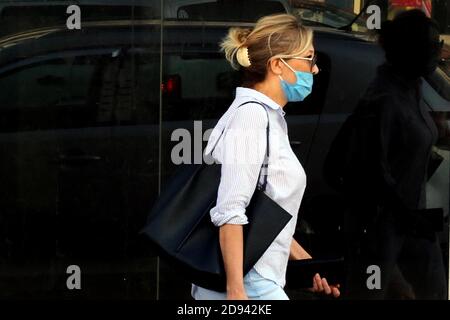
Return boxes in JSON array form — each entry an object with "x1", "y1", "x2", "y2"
[{"x1": 235, "y1": 87, "x2": 286, "y2": 117}]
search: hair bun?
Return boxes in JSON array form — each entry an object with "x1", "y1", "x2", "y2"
[{"x1": 236, "y1": 46, "x2": 251, "y2": 67}]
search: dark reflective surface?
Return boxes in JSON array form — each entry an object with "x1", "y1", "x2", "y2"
[
  {"x1": 0, "y1": 5, "x2": 160, "y2": 299},
  {"x1": 0, "y1": 1, "x2": 448, "y2": 300},
  {"x1": 325, "y1": 9, "x2": 449, "y2": 299}
]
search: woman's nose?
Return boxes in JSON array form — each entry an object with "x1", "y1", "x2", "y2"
[{"x1": 312, "y1": 64, "x2": 319, "y2": 75}]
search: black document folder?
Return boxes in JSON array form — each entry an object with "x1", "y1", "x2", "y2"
[{"x1": 285, "y1": 257, "x2": 345, "y2": 289}]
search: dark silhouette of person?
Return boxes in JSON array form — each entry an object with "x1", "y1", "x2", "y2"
[{"x1": 326, "y1": 9, "x2": 447, "y2": 299}]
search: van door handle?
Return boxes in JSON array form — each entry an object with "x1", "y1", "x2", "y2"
[{"x1": 289, "y1": 140, "x2": 302, "y2": 146}]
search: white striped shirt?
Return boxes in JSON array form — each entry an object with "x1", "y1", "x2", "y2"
[{"x1": 197, "y1": 87, "x2": 307, "y2": 289}]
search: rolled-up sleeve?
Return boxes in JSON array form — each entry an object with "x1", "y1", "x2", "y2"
[{"x1": 210, "y1": 103, "x2": 268, "y2": 227}]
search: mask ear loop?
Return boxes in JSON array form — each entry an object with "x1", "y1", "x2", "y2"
[
  {"x1": 280, "y1": 58, "x2": 297, "y2": 73},
  {"x1": 279, "y1": 58, "x2": 297, "y2": 82}
]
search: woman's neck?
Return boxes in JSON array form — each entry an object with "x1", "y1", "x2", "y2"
[{"x1": 252, "y1": 80, "x2": 287, "y2": 108}]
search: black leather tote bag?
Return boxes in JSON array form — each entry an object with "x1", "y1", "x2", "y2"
[{"x1": 140, "y1": 101, "x2": 292, "y2": 292}]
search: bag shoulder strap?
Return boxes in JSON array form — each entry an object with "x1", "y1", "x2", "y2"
[{"x1": 209, "y1": 101, "x2": 270, "y2": 191}]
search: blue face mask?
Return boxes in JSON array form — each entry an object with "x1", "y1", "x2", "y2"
[{"x1": 279, "y1": 58, "x2": 313, "y2": 102}]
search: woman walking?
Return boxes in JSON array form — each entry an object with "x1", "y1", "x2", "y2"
[{"x1": 191, "y1": 14, "x2": 340, "y2": 300}]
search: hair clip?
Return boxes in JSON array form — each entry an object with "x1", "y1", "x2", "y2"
[{"x1": 236, "y1": 46, "x2": 251, "y2": 67}]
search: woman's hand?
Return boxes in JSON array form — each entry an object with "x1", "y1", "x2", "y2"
[
  {"x1": 310, "y1": 273, "x2": 340, "y2": 298},
  {"x1": 289, "y1": 238, "x2": 340, "y2": 297}
]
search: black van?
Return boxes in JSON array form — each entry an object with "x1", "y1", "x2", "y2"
[{"x1": 0, "y1": 1, "x2": 448, "y2": 300}]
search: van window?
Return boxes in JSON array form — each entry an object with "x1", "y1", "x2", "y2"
[
  {"x1": 426, "y1": 68, "x2": 450, "y2": 103},
  {"x1": 0, "y1": 52, "x2": 159, "y2": 132},
  {"x1": 170, "y1": 0, "x2": 287, "y2": 21},
  {"x1": 152, "y1": 50, "x2": 331, "y2": 120},
  {"x1": 0, "y1": 4, "x2": 160, "y2": 38},
  {"x1": 162, "y1": 53, "x2": 235, "y2": 120}
]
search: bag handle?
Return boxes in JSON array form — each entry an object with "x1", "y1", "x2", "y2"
[{"x1": 209, "y1": 101, "x2": 270, "y2": 191}]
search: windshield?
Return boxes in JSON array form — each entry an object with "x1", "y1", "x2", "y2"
[
  {"x1": 290, "y1": 0, "x2": 450, "y2": 79},
  {"x1": 289, "y1": 0, "x2": 369, "y2": 31}
]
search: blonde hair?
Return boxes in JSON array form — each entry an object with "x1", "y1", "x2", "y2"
[{"x1": 220, "y1": 14, "x2": 313, "y2": 86}]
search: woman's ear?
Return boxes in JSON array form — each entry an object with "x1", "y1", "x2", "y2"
[{"x1": 268, "y1": 58, "x2": 283, "y2": 76}]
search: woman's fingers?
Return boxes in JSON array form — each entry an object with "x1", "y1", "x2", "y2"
[
  {"x1": 314, "y1": 273, "x2": 324, "y2": 291},
  {"x1": 312, "y1": 275, "x2": 319, "y2": 292},
  {"x1": 321, "y1": 277, "x2": 332, "y2": 295},
  {"x1": 312, "y1": 274, "x2": 341, "y2": 298},
  {"x1": 331, "y1": 286, "x2": 341, "y2": 298}
]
